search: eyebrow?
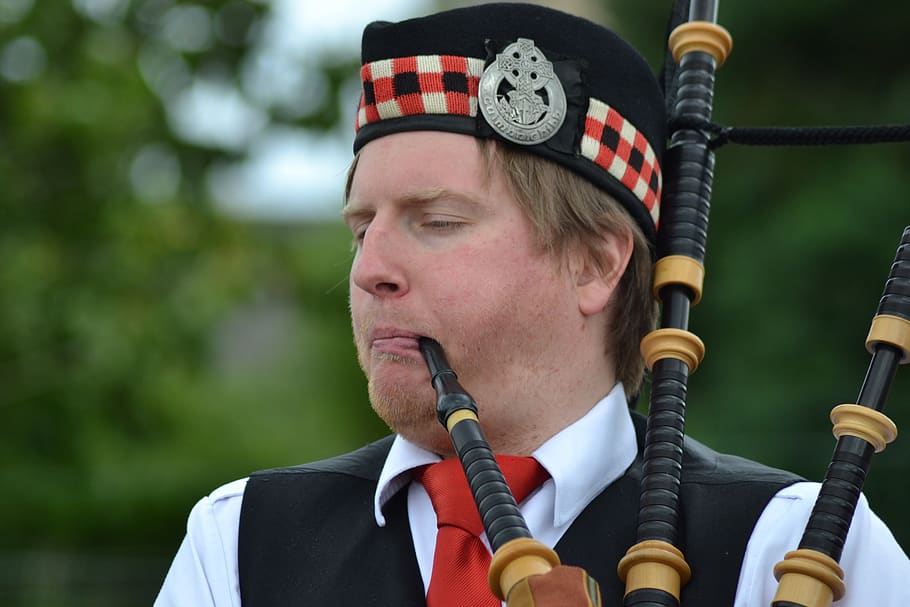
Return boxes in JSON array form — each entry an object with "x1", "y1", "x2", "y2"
[{"x1": 342, "y1": 187, "x2": 484, "y2": 223}]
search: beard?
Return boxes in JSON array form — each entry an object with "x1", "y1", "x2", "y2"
[
  {"x1": 358, "y1": 344, "x2": 453, "y2": 453},
  {"x1": 366, "y1": 353, "x2": 433, "y2": 424}
]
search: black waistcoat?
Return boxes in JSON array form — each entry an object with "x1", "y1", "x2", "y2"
[{"x1": 238, "y1": 412, "x2": 801, "y2": 606}]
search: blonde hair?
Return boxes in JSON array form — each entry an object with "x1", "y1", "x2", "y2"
[{"x1": 478, "y1": 140, "x2": 656, "y2": 398}]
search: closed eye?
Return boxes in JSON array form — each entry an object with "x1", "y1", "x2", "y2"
[
  {"x1": 342, "y1": 206, "x2": 373, "y2": 248},
  {"x1": 423, "y1": 218, "x2": 465, "y2": 231}
]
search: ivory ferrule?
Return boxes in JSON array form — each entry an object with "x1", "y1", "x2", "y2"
[
  {"x1": 488, "y1": 537, "x2": 560, "y2": 600},
  {"x1": 866, "y1": 314, "x2": 910, "y2": 363},
  {"x1": 640, "y1": 328, "x2": 706, "y2": 372},
  {"x1": 830, "y1": 404, "x2": 898, "y2": 453},
  {"x1": 445, "y1": 409, "x2": 479, "y2": 433},
  {"x1": 653, "y1": 255, "x2": 705, "y2": 305},
  {"x1": 668, "y1": 21, "x2": 733, "y2": 65},
  {"x1": 773, "y1": 549, "x2": 845, "y2": 607},
  {"x1": 617, "y1": 540, "x2": 691, "y2": 600}
]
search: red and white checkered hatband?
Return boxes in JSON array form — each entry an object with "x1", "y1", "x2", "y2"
[
  {"x1": 357, "y1": 55, "x2": 486, "y2": 128},
  {"x1": 580, "y1": 99, "x2": 662, "y2": 225},
  {"x1": 356, "y1": 55, "x2": 662, "y2": 226}
]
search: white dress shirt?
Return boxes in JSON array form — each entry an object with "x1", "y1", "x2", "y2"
[{"x1": 155, "y1": 384, "x2": 910, "y2": 606}]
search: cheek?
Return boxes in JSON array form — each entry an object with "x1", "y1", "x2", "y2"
[
  {"x1": 348, "y1": 285, "x2": 371, "y2": 355},
  {"x1": 442, "y1": 251, "x2": 567, "y2": 338},
  {"x1": 348, "y1": 282, "x2": 362, "y2": 328}
]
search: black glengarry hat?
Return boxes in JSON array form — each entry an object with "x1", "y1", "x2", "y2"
[{"x1": 353, "y1": 3, "x2": 665, "y2": 245}]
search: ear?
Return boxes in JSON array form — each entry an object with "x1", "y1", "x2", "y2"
[{"x1": 572, "y1": 228, "x2": 634, "y2": 317}]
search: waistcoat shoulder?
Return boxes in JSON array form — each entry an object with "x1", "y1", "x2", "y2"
[{"x1": 238, "y1": 435, "x2": 425, "y2": 607}]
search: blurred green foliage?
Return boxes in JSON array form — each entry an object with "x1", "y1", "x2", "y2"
[
  {"x1": 1, "y1": 1, "x2": 381, "y2": 603},
  {"x1": 1, "y1": 0, "x2": 908, "y2": 605}
]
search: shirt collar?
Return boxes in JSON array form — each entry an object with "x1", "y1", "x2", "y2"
[
  {"x1": 374, "y1": 435, "x2": 440, "y2": 526},
  {"x1": 373, "y1": 383, "x2": 637, "y2": 527},
  {"x1": 531, "y1": 383, "x2": 637, "y2": 527}
]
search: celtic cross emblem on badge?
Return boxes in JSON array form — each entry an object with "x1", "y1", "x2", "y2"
[{"x1": 479, "y1": 38, "x2": 567, "y2": 145}]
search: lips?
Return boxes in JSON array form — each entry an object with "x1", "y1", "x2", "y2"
[{"x1": 369, "y1": 327, "x2": 424, "y2": 358}]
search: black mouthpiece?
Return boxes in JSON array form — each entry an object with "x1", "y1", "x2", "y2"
[
  {"x1": 417, "y1": 337, "x2": 451, "y2": 382},
  {"x1": 417, "y1": 337, "x2": 478, "y2": 427}
]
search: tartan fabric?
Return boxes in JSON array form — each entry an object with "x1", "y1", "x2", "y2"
[
  {"x1": 355, "y1": 5, "x2": 667, "y2": 244},
  {"x1": 581, "y1": 98, "x2": 662, "y2": 225},
  {"x1": 356, "y1": 55, "x2": 485, "y2": 130},
  {"x1": 355, "y1": 55, "x2": 663, "y2": 227}
]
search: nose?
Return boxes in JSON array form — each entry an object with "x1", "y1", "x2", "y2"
[{"x1": 350, "y1": 223, "x2": 408, "y2": 297}]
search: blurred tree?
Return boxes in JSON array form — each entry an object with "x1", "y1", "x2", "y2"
[{"x1": 0, "y1": 1, "x2": 380, "y2": 604}]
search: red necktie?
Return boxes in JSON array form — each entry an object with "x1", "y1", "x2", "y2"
[{"x1": 415, "y1": 456, "x2": 549, "y2": 607}]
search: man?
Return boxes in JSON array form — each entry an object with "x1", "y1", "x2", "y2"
[{"x1": 156, "y1": 4, "x2": 909, "y2": 606}]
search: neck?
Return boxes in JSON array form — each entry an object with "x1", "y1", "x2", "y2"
[
  {"x1": 407, "y1": 323, "x2": 618, "y2": 457},
  {"x1": 480, "y1": 380, "x2": 618, "y2": 456},
  {"x1": 409, "y1": 375, "x2": 619, "y2": 458}
]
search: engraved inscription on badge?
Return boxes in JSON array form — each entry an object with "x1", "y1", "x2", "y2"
[{"x1": 479, "y1": 38, "x2": 567, "y2": 145}]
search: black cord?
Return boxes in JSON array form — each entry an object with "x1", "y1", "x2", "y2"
[{"x1": 669, "y1": 116, "x2": 910, "y2": 149}]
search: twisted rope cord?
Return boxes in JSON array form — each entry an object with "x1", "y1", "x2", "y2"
[{"x1": 669, "y1": 116, "x2": 910, "y2": 149}]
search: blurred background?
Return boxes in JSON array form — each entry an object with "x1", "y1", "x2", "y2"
[{"x1": 1, "y1": 0, "x2": 908, "y2": 605}]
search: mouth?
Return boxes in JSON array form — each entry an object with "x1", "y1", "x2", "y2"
[{"x1": 369, "y1": 327, "x2": 425, "y2": 358}]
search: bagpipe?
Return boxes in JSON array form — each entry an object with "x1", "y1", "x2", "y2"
[{"x1": 416, "y1": 1, "x2": 910, "y2": 606}]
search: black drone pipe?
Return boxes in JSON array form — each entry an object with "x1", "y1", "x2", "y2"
[
  {"x1": 772, "y1": 227, "x2": 910, "y2": 607},
  {"x1": 617, "y1": 1, "x2": 732, "y2": 606}
]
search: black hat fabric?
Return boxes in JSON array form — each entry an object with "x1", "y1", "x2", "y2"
[{"x1": 353, "y1": 3, "x2": 665, "y2": 245}]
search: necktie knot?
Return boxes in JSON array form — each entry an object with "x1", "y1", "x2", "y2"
[{"x1": 415, "y1": 455, "x2": 549, "y2": 537}]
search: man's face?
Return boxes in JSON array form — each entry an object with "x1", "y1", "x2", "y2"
[{"x1": 345, "y1": 131, "x2": 587, "y2": 454}]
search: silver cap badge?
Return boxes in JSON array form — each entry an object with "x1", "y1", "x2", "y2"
[{"x1": 479, "y1": 38, "x2": 567, "y2": 145}]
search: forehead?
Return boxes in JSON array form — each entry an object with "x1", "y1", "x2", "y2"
[{"x1": 346, "y1": 131, "x2": 495, "y2": 205}]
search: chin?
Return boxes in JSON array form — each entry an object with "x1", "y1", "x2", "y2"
[{"x1": 368, "y1": 378, "x2": 452, "y2": 455}]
